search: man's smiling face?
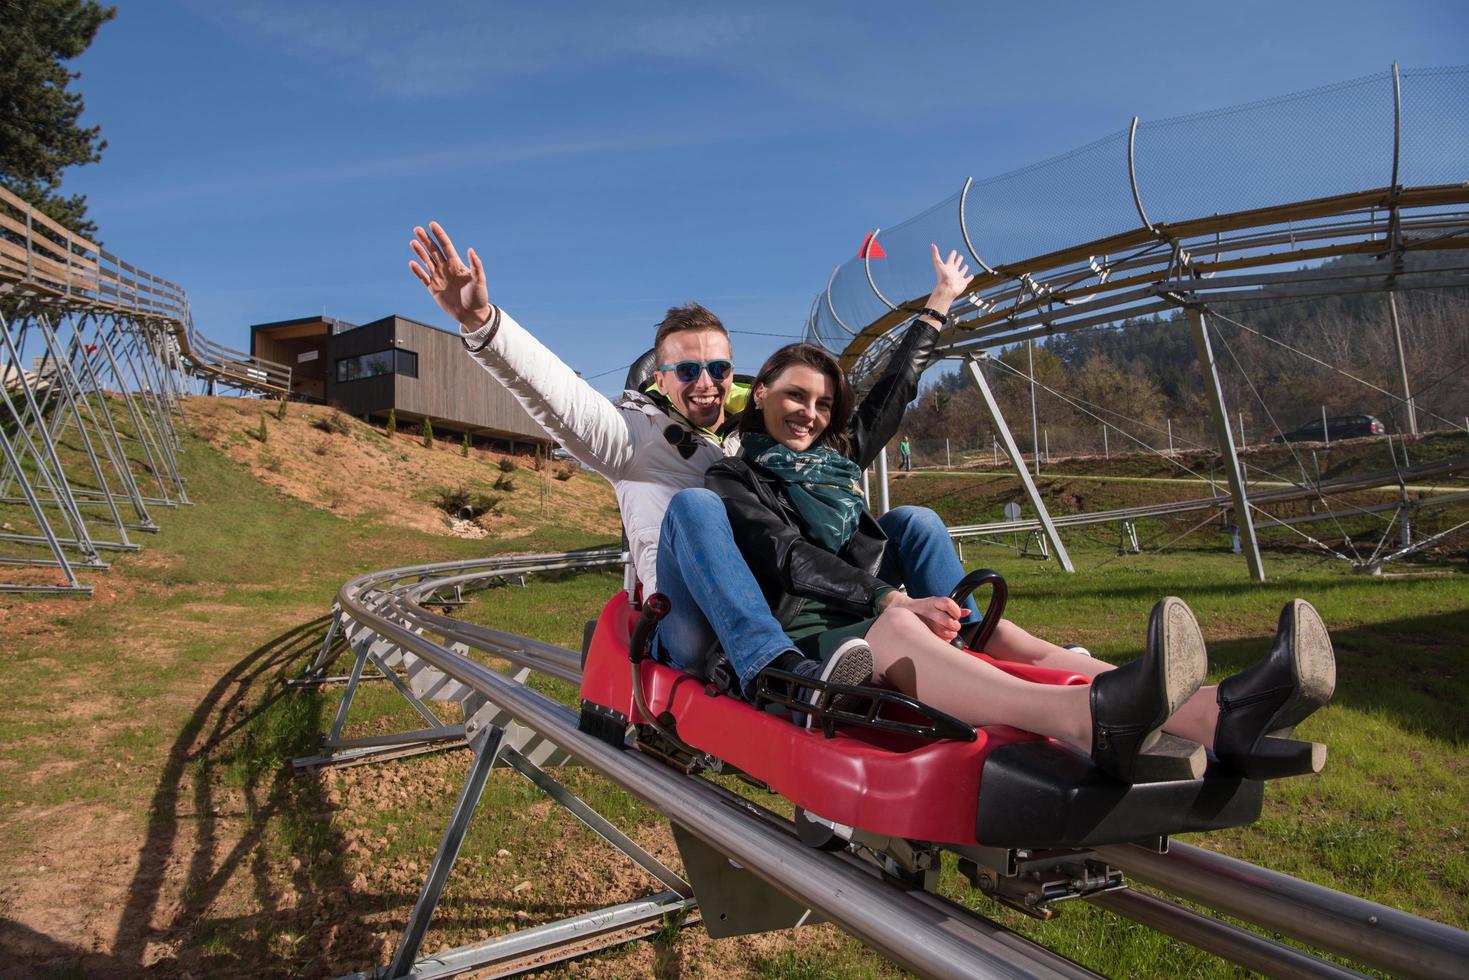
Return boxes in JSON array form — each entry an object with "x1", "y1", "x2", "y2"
[{"x1": 654, "y1": 329, "x2": 733, "y2": 430}]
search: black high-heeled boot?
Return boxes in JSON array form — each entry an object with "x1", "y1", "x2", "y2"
[
  {"x1": 1213, "y1": 599, "x2": 1336, "y2": 779},
  {"x1": 1090, "y1": 597, "x2": 1207, "y2": 783}
]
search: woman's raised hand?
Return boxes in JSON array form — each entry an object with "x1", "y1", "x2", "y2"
[
  {"x1": 409, "y1": 222, "x2": 494, "y2": 331},
  {"x1": 928, "y1": 244, "x2": 974, "y2": 311}
]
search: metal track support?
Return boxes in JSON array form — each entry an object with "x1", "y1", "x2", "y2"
[
  {"x1": 1185, "y1": 308, "x2": 1264, "y2": 581},
  {"x1": 385, "y1": 723, "x2": 506, "y2": 978},
  {"x1": 963, "y1": 355, "x2": 1074, "y2": 572}
]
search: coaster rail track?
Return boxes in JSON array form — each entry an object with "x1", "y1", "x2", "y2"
[
  {"x1": 807, "y1": 66, "x2": 1469, "y2": 377},
  {"x1": 309, "y1": 548, "x2": 1469, "y2": 979},
  {"x1": 0, "y1": 184, "x2": 291, "y2": 396},
  {"x1": 802, "y1": 65, "x2": 1469, "y2": 581}
]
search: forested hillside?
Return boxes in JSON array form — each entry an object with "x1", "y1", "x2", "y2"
[{"x1": 900, "y1": 250, "x2": 1469, "y2": 463}]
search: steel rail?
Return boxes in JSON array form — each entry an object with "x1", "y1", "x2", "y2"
[
  {"x1": 332, "y1": 562, "x2": 1098, "y2": 979},
  {"x1": 330, "y1": 549, "x2": 1469, "y2": 977},
  {"x1": 945, "y1": 453, "x2": 1469, "y2": 538},
  {"x1": 1096, "y1": 841, "x2": 1469, "y2": 979}
]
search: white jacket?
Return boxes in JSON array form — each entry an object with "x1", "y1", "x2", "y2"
[{"x1": 461, "y1": 311, "x2": 738, "y2": 591}]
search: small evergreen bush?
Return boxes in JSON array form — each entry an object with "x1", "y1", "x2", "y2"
[
  {"x1": 462, "y1": 432, "x2": 470, "y2": 457},
  {"x1": 423, "y1": 418, "x2": 434, "y2": 447},
  {"x1": 386, "y1": 408, "x2": 396, "y2": 436}
]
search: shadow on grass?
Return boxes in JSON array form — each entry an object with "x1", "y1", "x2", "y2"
[{"x1": 110, "y1": 615, "x2": 359, "y2": 977}]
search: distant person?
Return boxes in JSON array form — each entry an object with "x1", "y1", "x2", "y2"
[
  {"x1": 408, "y1": 221, "x2": 988, "y2": 695},
  {"x1": 899, "y1": 435, "x2": 912, "y2": 471}
]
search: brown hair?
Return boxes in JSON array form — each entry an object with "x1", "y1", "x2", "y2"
[
  {"x1": 739, "y1": 343, "x2": 854, "y2": 456},
  {"x1": 653, "y1": 303, "x2": 729, "y2": 360}
]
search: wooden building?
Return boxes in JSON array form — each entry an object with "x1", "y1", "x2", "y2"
[{"x1": 250, "y1": 314, "x2": 551, "y2": 448}]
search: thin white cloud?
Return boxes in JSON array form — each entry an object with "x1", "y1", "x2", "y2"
[
  {"x1": 186, "y1": 1, "x2": 788, "y2": 99},
  {"x1": 99, "y1": 129, "x2": 718, "y2": 211}
]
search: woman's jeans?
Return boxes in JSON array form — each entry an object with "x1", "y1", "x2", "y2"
[{"x1": 652, "y1": 490, "x2": 978, "y2": 695}]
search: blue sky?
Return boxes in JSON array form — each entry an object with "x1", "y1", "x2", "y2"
[{"x1": 64, "y1": 0, "x2": 1469, "y2": 395}]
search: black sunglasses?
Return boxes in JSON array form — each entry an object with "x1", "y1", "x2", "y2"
[{"x1": 656, "y1": 358, "x2": 733, "y2": 384}]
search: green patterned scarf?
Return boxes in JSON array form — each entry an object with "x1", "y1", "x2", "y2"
[{"x1": 742, "y1": 433, "x2": 864, "y2": 552}]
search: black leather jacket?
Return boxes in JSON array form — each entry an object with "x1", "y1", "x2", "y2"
[{"x1": 704, "y1": 322, "x2": 939, "y2": 626}]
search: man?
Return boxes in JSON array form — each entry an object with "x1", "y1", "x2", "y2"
[
  {"x1": 899, "y1": 435, "x2": 913, "y2": 471},
  {"x1": 408, "y1": 222, "x2": 976, "y2": 699}
]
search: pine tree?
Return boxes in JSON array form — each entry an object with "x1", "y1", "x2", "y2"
[
  {"x1": 0, "y1": 2, "x2": 116, "y2": 239},
  {"x1": 461, "y1": 431, "x2": 470, "y2": 457},
  {"x1": 257, "y1": 411, "x2": 268, "y2": 443},
  {"x1": 275, "y1": 395, "x2": 288, "y2": 420},
  {"x1": 422, "y1": 417, "x2": 434, "y2": 448},
  {"x1": 386, "y1": 408, "x2": 396, "y2": 436}
]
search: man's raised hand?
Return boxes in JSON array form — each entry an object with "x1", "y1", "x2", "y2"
[{"x1": 409, "y1": 222, "x2": 494, "y2": 331}]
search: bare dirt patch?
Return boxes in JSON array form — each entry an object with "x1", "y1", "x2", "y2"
[{"x1": 185, "y1": 397, "x2": 618, "y2": 539}]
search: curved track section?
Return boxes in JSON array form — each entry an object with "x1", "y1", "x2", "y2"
[
  {"x1": 805, "y1": 66, "x2": 1469, "y2": 376},
  {"x1": 320, "y1": 549, "x2": 1469, "y2": 979},
  {"x1": 0, "y1": 185, "x2": 290, "y2": 395}
]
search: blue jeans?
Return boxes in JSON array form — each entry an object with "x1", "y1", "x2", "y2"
[
  {"x1": 653, "y1": 492, "x2": 975, "y2": 695},
  {"x1": 877, "y1": 506, "x2": 982, "y2": 622}
]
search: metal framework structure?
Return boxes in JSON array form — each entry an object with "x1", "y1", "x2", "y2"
[
  {"x1": 805, "y1": 65, "x2": 1469, "y2": 580},
  {"x1": 0, "y1": 185, "x2": 290, "y2": 592},
  {"x1": 303, "y1": 549, "x2": 1469, "y2": 979}
]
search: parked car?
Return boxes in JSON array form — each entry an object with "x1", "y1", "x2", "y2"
[{"x1": 1271, "y1": 414, "x2": 1386, "y2": 444}]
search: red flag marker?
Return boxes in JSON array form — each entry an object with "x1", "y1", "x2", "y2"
[{"x1": 857, "y1": 232, "x2": 887, "y2": 259}]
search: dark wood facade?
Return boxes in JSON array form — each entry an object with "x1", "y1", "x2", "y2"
[{"x1": 251, "y1": 314, "x2": 551, "y2": 445}]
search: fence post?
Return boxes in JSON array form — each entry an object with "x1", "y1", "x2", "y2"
[
  {"x1": 1104, "y1": 425, "x2": 1109, "y2": 460},
  {"x1": 945, "y1": 438, "x2": 951, "y2": 469},
  {"x1": 24, "y1": 203, "x2": 34, "y2": 280},
  {"x1": 1322, "y1": 405, "x2": 1330, "y2": 446}
]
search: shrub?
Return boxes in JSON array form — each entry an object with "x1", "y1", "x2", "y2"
[
  {"x1": 386, "y1": 408, "x2": 396, "y2": 436},
  {"x1": 257, "y1": 411, "x2": 268, "y2": 443},
  {"x1": 422, "y1": 417, "x2": 434, "y2": 447},
  {"x1": 462, "y1": 432, "x2": 470, "y2": 457},
  {"x1": 312, "y1": 411, "x2": 352, "y2": 435},
  {"x1": 553, "y1": 462, "x2": 577, "y2": 481},
  {"x1": 493, "y1": 474, "x2": 516, "y2": 491},
  {"x1": 431, "y1": 485, "x2": 500, "y2": 518},
  {"x1": 275, "y1": 396, "x2": 288, "y2": 420},
  {"x1": 497, "y1": 457, "x2": 516, "y2": 473}
]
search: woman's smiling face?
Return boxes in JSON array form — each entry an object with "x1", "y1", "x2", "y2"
[{"x1": 755, "y1": 363, "x2": 833, "y2": 452}]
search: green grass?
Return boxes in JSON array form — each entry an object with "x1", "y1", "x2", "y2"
[{"x1": 3, "y1": 409, "x2": 1465, "y2": 977}]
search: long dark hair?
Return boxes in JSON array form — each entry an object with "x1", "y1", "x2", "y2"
[{"x1": 738, "y1": 343, "x2": 854, "y2": 456}]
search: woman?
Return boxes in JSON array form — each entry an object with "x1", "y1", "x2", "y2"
[{"x1": 705, "y1": 334, "x2": 1336, "y2": 785}]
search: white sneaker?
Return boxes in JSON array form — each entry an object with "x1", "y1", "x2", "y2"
[{"x1": 798, "y1": 638, "x2": 874, "y2": 730}]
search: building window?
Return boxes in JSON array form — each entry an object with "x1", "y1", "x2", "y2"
[
  {"x1": 335, "y1": 348, "x2": 418, "y2": 382},
  {"x1": 396, "y1": 348, "x2": 418, "y2": 378}
]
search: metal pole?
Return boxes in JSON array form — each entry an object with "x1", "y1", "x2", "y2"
[
  {"x1": 1322, "y1": 405, "x2": 1330, "y2": 446},
  {"x1": 1044, "y1": 427, "x2": 1050, "y2": 463},
  {"x1": 1027, "y1": 339, "x2": 1040, "y2": 476},
  {"x1": 992, "y1": 436, "x2": 998, "y2": 467},
  {"x1": 1103, "y1": 425, "x2": 1109, "y2": 460},
  {"x1": 1187, "y1": 308, "x2": 1264, "y2": 581},
  {"x1": 876, "y1": 445, "x2": 890, "y2": 516},
  {"x1": 945, "y1": 438, "x2": 951, "y2": 469},
  {"x1": 1167, "y1": 418, "x2": 1174, "y2": 454},
  {"x1": 1387, "y1": 292, "x2": 1417, "y2": 436},
  {"x1": 1239, "y1": 411, "x2": 1246, "y2": 448},
  {"x1": 861, "y1": 467, "x2": 871, "y2": 501},
  {"x1": 964, "y1": 355, "x2": 1074, "y2": 572}
]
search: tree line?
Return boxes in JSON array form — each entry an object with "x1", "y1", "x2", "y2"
[{"x1": 898, "y1": 249, "x2": 1469, "y2": 462}]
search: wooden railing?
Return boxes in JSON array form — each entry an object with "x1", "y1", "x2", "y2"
[{"x1": 0, "y1": 184, "x2": 291, "y2": 394}]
